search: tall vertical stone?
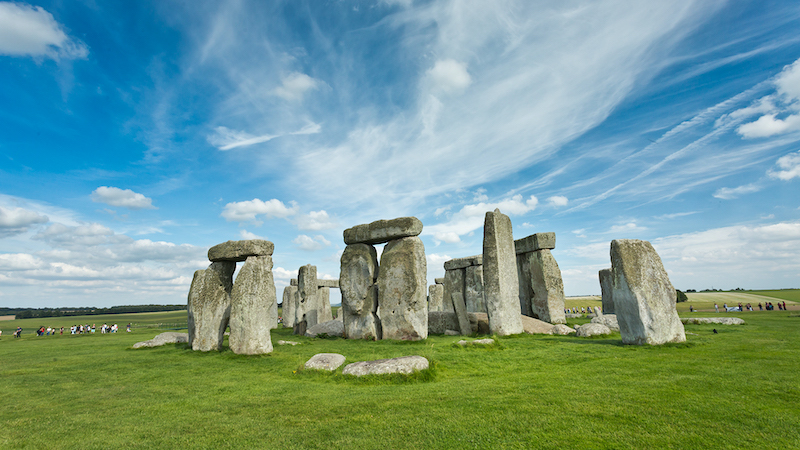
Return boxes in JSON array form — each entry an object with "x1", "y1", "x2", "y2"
[
  {"x1": 295, "y1": 264, "x2": 319, "y2": 334},
  {"x1": 229, "y1": 256, "x2": 275, "y2": 355},
  {"x1": 516, "y1": 253, "x2": 534, "y2": 316},
  {"x1": 482, "y1": 209, "x2": 523, "y2": 336},
  {"x1": 317, "y1": 286, "x2": 334, "y2": 323},
  {"x1": 187, "y1": 261, "x2": 235, "y2": 351},
  {"x1": 610, "y1": 239, "x2": 685, "y2": 345},
  {"x1": 442, "y1": 268, "x2": 464, "y2": 314},
  {"x1": 340, "y1": 243, "x2": 381, "y2": 340},
  {"x1": 282, "y1": 285, "x2": 298, "y2": 328},
  {"x1": 526, "y1": 249, "x2": 566, "y2": 324},
  {"x1": 428, "y1": 283, "x2": 444, "y2": 312},
  {"x1": 464, "y1": 264, "x2": 486, "y2": 313},
  {"x1": 377, "y1": 236, "x2": 428, "y2": 340},
  {"x1": 599, "y1": 268, "x2": 614, "y2": 314}
]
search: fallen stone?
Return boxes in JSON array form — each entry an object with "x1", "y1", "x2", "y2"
[
  {"x1": 599, "y1": 268, "x2": 614, "y2": 314},
  {"x1": 520, "y1": 315, "x2": 555, "y2": 335},
  {"x1": 428, "y1": 284, "x2": 444, "y2": 312},
  {"x1": 305, "y1": 319, "x2": 345, "y2": 338},
  {"x1": 551, "y1": 324, "x2": 576, "y2": 335},
  {"x1": 188, "y1": 261, "x2": 235, "y2": 352},
  {"x1": 514, "y1": 232, "x2": 556, "y2": 254},
  {"x1": 229, "y1": 255, "x2": 276, "y2": 355},
  {"x1": 444, "y1": 255, "x2": 482, "y2": 270},
  {"x1": 340, "y1": 243, "x2": 381, "y2": 340},
  {"x1": 464, "y1": 264, "x2": 486, "y2": 313},
  {"x1": 208, "y1": 239, "x2": 274, "y2": 262},
  {"x1": 304, "y1": 353, "x2": 346, "y2": 371},
  {"x1": 428, "y1": 311, "x2": 459, "y2": 334},
  {"x1": 277, "y1": 340, "x2": 299, "y2": 346},
  {"x1": 457, "y1": 338, "x2": 495, "y2": 346},
  {"x1": 342, "y1": 356, "x2": 429, "y2": 377},
  {"x1": 377, "y1": 236, "x2": 428, "y2": 340},
  {"x1": 132, "y1": 332, "x2": 188, "y2": 349},
  {"x1": 611, "y1": 239, "x2": 686, "y2": 345},
  {"x1": 682, "y1": 317, "x2": 745, "y2": 325},
  {"x1": 483, "y1": 209, "x2": 523, "y2": 336},
  {"x1": 576, "y1": 323, "x2": 612, "y2": 337},
  {"x1": 565, "y1": 313, "x2": 582, "y2": 319},
  {"x1": 343, "y1": 217, "x2": 423, "y2": 245},
  {"x1": 444, "y1": 330, "x2": 460, "y2": 335},
  {"x1": 591, "y1": 314, "x2": 620, "y2": 331}
]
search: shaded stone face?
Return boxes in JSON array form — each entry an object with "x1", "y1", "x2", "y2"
[
  {"x1": 343, "y1": 216, "x2": 423, "y2": 245},
  {"x1": 526, "y1": 249, "x2": 566, "y2": 324},
  {"x1": 317, "y1": 286, "x2": 333, "y2": 323},
  {"x1": 296, "y1": 264, "x2": 319, "y2": 331},
  {"x1": 599, "y1": 268, "x2": 614, "y2": 314},
  {"x1": 444, "y1": 254, "x2": 482, "y2": 270},
  {"x1": 442, "y1": 267, "x2": 464, "y2": 314},
  {"x1": 340, "y1": 243, "x2": 381, "y2": 340},
  {"x1": 482, "y1": 209, "x2": 523, "y2": 336},
  {"x1": 377, "y1": 236, "x2": 428, "y2": 340},
  {"x1": 282, "y1": 285, "x2": 298, "y2": 328},
  {"x1": 229, "y1": 255, "x2": 275, "y2": 355},
  {"x1": 610, "y1": 239, "x2": 685, "y2": 345},
  {"x1": 208, "y1": 239, "x2": 274, "y2": 262},
  {"x1": 464, "y1": 265, "x2": 486, "y2": 313},
  {"x1": 187, "y1": 261, "x2": 235, "y2": 351},
  {"x1": 516, "y1": 253, "x2": 534, "y2": 317},
  {"x1": 428, "y1": 284, "x2": 444, "y2": 312}
]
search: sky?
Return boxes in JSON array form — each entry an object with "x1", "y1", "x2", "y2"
[{"x1": 1, "y1": 0, "x2": 799, "y2": 308}]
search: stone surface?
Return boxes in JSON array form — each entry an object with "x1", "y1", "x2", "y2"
[
  {"x1": 451, "y1": 292, "x2": 472, "y2": 335},
  {"x1": 295, "y1": 264, "x2": 319, "y2": 333},
  {"x1": 526, "y1": 249, "x2": 566, "y2": 324},
  {"x1": 428, "y1": 311, "x2": 459, "y2": 334},
  {"x1": 343, "y1": 216, "x2": 423, "y2": 245},
  {"x1": 282, "y1": 285, "x2": 298, "y2": 328},
  {"x1": 277, "y1": 340, "x2": 299, "y2": 345},
  {"x1": 342, "y1": 356, "x2": 429, "y2": 377},
  {"x1": 132, "y1": 332, "x2": 188, "y2": 349},
  {"x1": 468, "y1": 312, "x2": 491, "y2": 335},
  {"x1": 229, "y1": 256, "x2": 275, "y2": 355},
  {"x1": 599, "y1": 268, "x2": 614, "y2": 314},
  {"x1": 444, "y1": 255, "x2": 482, "y2": 270},
  {"x1": 516, "y1": 253, "x2": 534, "y2": 317},
  {"x1": 208, "y1": 239, "x2": 274, "y2": 262},
  {"x1": 464, "y1": 265, "x2": 486, "y2": 313},
  {"x1": 682, "y1": 317, "x2": 745, "y2": 325},
  {"x1": 444, "y1": 330, "x2": 460, "y2": 335},
  {"x1": 520, "y1": 315, "x2": 555, "y2": 335},
  {"x1": 551, "y1": 324, "x2": 576, "y2": 335},
  {"x1": 576, "y1": 323, "x2": 612, "y2": 337},
  {"x1": 483, "y1": 209, "x2": 523, "y2": 336},
  {"x1": 434, "y1": 277, "x2": 445, "y2": 285},
  {"x1": 340, "y1": 244, "x2": 381, "y2": 340},
  {"x1": 304, "y1": 353, "x2": 346, "y2": 371},
  {"x1": 457, "y1": 338, "x2": 495, "y2": 346},
  {"x1": 290, "y1": 278, "x2": 298, "y2": 286},
  {"x1": 514, "y1": 232, "x2": 556, "y2": 254},
  {"x1": 317, "y1": 286, "x2": 334, "y2": 323},
  {"x1": 317, "y1": 279, "x2": 340, "y2": 288},
  {"x1": 591, "y1": 314, "x2": 619, "y2": 331},
  {"x1": 442, "y1": 267, "x2": 464, "y2": 314},
  {"x1": 428, "y1": 283, "x2": 444, "y2": 312},
  {"x1": 565, "y1": 313, "x2": 583, "y2": 319},
  {"x1": 377, "y1": 236, "x2": 428, "y2": 340},
  {"x1": 305, "y1": 319, "x2": 345, "y2": 338},
  {"x1": 611, "y1": 239, "x2": 686, "y2": 345},
  {"x1": 188, "y1": 261, "x2": 235, "y2": 351}
]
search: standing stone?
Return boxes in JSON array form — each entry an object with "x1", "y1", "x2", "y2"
[
  {"x1": 442, "y1": 268, "x2": 464, "y2": 314},
  {"x1": 282, "y1": 285, "x2": 298, "y2": 328},
  {"x1": 599, "y1": 268, "x2": 614, "y2": 314},
  {"x1": 377, "y1": 236, "x2": 428, "y2": 340},
  {"x1": 451, "y1": 293, "x2": 472, "y2": 335},
  {"x1": 295, "y1": 264, "x2": 319, "y2": 334},
  {"x1": 464, "y1": 265, "x2": 486, "y2": 313},
  {"x1": 229, "y1": 255, "x2": 275, "y2": 355},
  {"x1": 516, "y1": 253, "x2": 534, "y2": 317},
  {"x1": 525, "y1": 249, "x2": 566, "y2": 324},
  {"x1": 343, "y1": 217, "x2": 423, "y2": 245},
  {"x1": 187, "y1": 261, "x2": 235, "y2": 351},
  {"x1": 317, "y1": 286, "x2": 334, "y2": 323},
  {"x1": 428, "y1": 284, "x2": 444, "y2": 312},
  {"x1": 340, "y1": 244, "x2": 381, "y2": 340},
  {"x1": 482, "y1": 209, "x2": 523, "y2": 336},
  {"x1": 611, "y1": 239, "x2": 685, "y2": 345}
]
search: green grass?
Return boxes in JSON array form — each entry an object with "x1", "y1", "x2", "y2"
[
  {"x1": 2, "y1": 311, "x2": 799, "y2": 449},
  {"x1": 747, "y1": 289, "x2": 800, "y2": 303}
]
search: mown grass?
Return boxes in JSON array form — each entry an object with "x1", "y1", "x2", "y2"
[{"x1": 2, "y1": 309, "x2": 799, "y2": 449}]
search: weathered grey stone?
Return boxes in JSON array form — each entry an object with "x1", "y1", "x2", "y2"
[
  {"x1": 304, "y1": 353, "x2": 345, "y2": 371},
  {"x1": 681, "y1": 317, "x2": 745, "y2": 325},
  {"x1": 611, "y1": 239, "x2": 686, "y2": 345},
  {"x1": 457, "y1": 338, "x2": 495, "y2": 346},
  {"x1": 444, "y1": 330, "x2": 460, "y2": 335},
  {"x1": 434, "y1": 277, "x2": 445, "y2": 285},
  {"x1": 468, "y1": 312, "x2": 491, "y2": 335},
  {"x1": 132, "y1": 332, "x2": 189, "y2": 349},
  {"x1": 444, "y1": 255, "x2": 482, "y2": 270},
  {"x1": 520, "y1": 315, "x2": 555, "y2": 335},
  {"x1": 208, "y1": 239, "x2": 274, "y2": 262},
  {"x1": 305, "y1": 319, "x2": 345, "y2": 338},
  {"x1": 377, "y1": 236, "x2": 428, "y2": 340},
  {"x1": 343, "y1": 217, "x2": 423, "y2": 245},
  {"x1": 290, "y1": 278, "x2": 298, "y2": 286},
  {"x1": 317, "y1": 286, "x2": 334, "y2": 323},
  {"x1": 342, "y1": 356, "x2": 429, "y2": 377},
  {"x1": 428, "y1": 311, "x2": 459, "y2": 334},
  {"x1": 188, "y1": 261, "x2": 235, "y2": 351},
  {"x1": 517, "y1": 253, "x2": 534, "y2": 317},
  {"x1": 483, "y1": 209, "x2": 523, "y2": 336},
  {"x1": 591, "y1": 314, "x2": 619, "y2": 331},
  {"x1": 317, "y1": 279, "x2": 339, "y2": 288},
  {"x1": 282, "y1": 285, "x2": 298, "y2": 328},
  {"x1": 428, "y1": 284, "x2": 444, "y2": 312},
  {"x1": 340, "y1": 244, "x2": 381, "y2": 340},
  {"x1": 526, "y1": 249, "x2": 566, "y2": 324},
  {"x1": 576, "y1": 322, "x2": 612, "y2": 337},
  {"x1": 451, "y1": 293, "x2": 472, "y2": 335},
  {"x1": 277, "y1": 340, "x2": 299, "y2": 345},
  {"x1": 551, "y1": 324, "x2": 576, "y2": 335},
  {"x1": 599, "y1": 268, "x2": 614, "y2": 314},
  {"x1": 514, "y1": 232, "x2": 556, "y2": 254},
  {"x1": 464, "y1": 265, "x2": 486, "y2": 313},
  {"x1": 295, "y1": 264, "x2": 319, "y2": 333},
  {"x1": 442, "y1": 268, "x2": 464, "y2": 314},
  {"x1": 229, "y1": 256, "x2": 275, "y2": 355},
  {"x1": 565, "y1": 313, "x2": 582, "y2": 319}
]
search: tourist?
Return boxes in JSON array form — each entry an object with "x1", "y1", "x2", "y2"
[
  {"x1": 127, "y1": 323, "x2": 131, "y2": 332},
  {"x1": 723, "y1": 303, "x2": 728, "y2": 312},
  {"x1": 738, "y1": 302, "x2": 743, "y2": 311},
  {"x1": 714, "y1": 303, "x2": 719, "y2": 313},
  {"x1": 758, "y1": 303, "x2": 763, "y2": 310},
  {"x1": 783, "y1": 301, "x2": 788, "y2": 310},
  {"x1": 14, "y1": 327, "x2": 22, "y2": 338},
  {"x1": 690, "y1": 305, "x2": 694, "y2": 312}
]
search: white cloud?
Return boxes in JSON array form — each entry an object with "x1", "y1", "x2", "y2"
[
  {"x1": 768, "y1": 150, "x2": 800, "y2": 180},
  {"x1": 0, "y1": 2, "x2": 88, "y2": 59},
  {"x1": 207, "y1": 122, "x2": 321, "y2": 151},
  {"x1": 0, "y1": 253, "x2": 45, "y2": 270},
  {"x1": 273, "y1": 72, "x2": 320, "y2": 101},
  {"x1": 221, "y1": 198, "x2": 298, "y2": 223},
  {"x1": 425, "y1": 194, "x2": 538, "y2": 243},
  {"x1": 296, "y1": 210, "x2": 337, "y2": 231},
  {"x1": 427, "y1": 59, "x2": 472, "y2": 94},
  {"x1": 713, "y1": 183, "x2": 762, "y2": 200},
  {"x1": 427, "y1": 253, "x2": 452, "y2": 267},
  {"x1": 547, "y1": 195, "x2": 568, "y2": 207},
  {"x1": 272, "y1": 266, "x2": 295, "y2": 281},
  {"x1": 608, "y1": 222, "x2": 647, "y2": 234},
  {"x1": 737, "y1": 114, "x2": 800, "y2": 138},
  {"x1": 293, "y1": 234, "x2": 331, "y2": 251},
  {"x1": 91, "y1": 187, "x2": 156, "y2": 210},
  {"x1": 239, "y1": 229, "x2": 265, "y2": 240},
  {"x1": 737, "y1": 58, "x2": 800, "y2": 138},
  {"x1": 0, "y1": 205, "x2": 49, "y2": 237}
]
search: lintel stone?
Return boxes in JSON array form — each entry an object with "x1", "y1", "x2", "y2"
[
  {"x1": 317, "y1": 279, "x2": 340, "y2": 288},
  {"x1": 343, "y1": 217, "x2": 423, "y2": 245},
  {"x1": 208, "y1": 239, "x2": 274, "y2": 262},
  {"x1": 443, "y1": 255, "x2": 482, "y2": 270},
  {"x1": 514, "y1": 232, "x2": 556, "y2": 254}
]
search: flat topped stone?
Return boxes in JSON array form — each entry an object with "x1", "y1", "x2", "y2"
[
  {"x1": 444, "y1": 255, "x2": 483, "y2": 270},
  {"x1": 515, "y1": 232, "x2": 556, "y2": 254},
  {"x1": 682, "y1": 317, "x2": 745, "y2": 325},
  {"x1": 132, "y1": 332, "x2": 188, "y2": 349},
  {"x1": 576, "y1": 322, "x2": 612, "y2": 337},
  {"x1": 343, "y1": 217, "x2": 423, "y2": 245},
  {"x1": 342, "y1": 355, "x2": 429, "y2": 377},
  {"x1": 317, "y1": 279, "x2": 340, "y2": 288},
  {"x1": 305, "y1": 319, "x2": 344, "y2": 338},
  {"x1": 457, "y1": 338, "x2": 495, "y2": 346},
  {"x1": 304, "y1": 353, "x2": 346, "y2": 371},
  {"x1": 434, "y1": 277, "x2": 445, "y2": 285},
  {"x1": 208, "y1": 239, "x2": 274, "y2": 262}
]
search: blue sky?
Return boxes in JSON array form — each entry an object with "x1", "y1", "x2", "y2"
[{"x1": 1, "y1": 0, "x2": 799, "y2": 308}]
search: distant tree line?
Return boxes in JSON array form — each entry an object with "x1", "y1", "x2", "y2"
[{"x1": 12, "y1": 304, "x2": 186, "y2": 320}]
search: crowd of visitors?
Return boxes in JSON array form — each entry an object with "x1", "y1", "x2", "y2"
[
  {"x1": 6, "y1": 323, "x2": 132, "y2": 337},
  {"x1": 564, "y1": 306, "x2": 600, "y2": 315}
]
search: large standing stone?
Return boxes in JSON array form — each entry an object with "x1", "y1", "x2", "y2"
[
  {"x1": 229, "y1": 255, "x2": 275, "y2": 355},
  {"x1": 340, "y1": 244, "x2": 381, "y2": 340},
  {"x1": 282, "y1": 285, "x2": 297, "y2": 328},
  {"x1": 516, "y1": 253, "x2": 534, "y2": 317},
  {"x1": 482, "y1": 209, "x2": 523, "y2": 336},
  {"x1": 611, "y1": 239, "x2": 685, "y2": 345},
  {"x1": 428, "y1": 283, "x2": 444, "y2": 312},
  {"x1": 442, "y1": 267, "x2": 464, "y2": 314},
  {"x1": 377, "y1": 236, "x2": 428, "y2": 340},
  {"x1": 464, "y1": 265, "x2": 486, "y2": 313},
  {"x1": 343, "y1": 217, "x2": 423, "y2": 245},
  {"x1": 599, "y1": 268, "x2": 614, "y2": 314},
  {"x1": 187, "y1": 261, "x2": 235, "y2": 351},
  {"x1": 295, "y1": 264, "x2": 319, "y2": 334},
  {"x1": 317, "y1": 286, "x2": 334, "y2": 323},
  {"x1": 208, "y1": 239, "x2": 274, "y2": 262},
  {"x1": 526, "y1": 249, "x2": 566, "y2": 324}
]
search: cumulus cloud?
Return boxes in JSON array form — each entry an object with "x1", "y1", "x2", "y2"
[
  {"x1": 425, "y1": 194, "x2": 538, "y2": 243},
  {"x1": 0, "y1": 253, "x2": 45, "y2": 270},
  {"x1": 737, "y1": 58, "x2": 800, "y2": 138},
  {"x1": 273, "y1": 72, "x2": 320, "y2": 101},
  {"x1": 547, "y1": 195, "x2": 568, "y2": 207},
  {"x1": 293, "y1": 234, "x2": 331, "y2": 251},
  {"x1": 221, "y1": 198, "x2": 298, "y2": 223},
  {"x1": 427, "y1": 253, "x2": 452, "y2": 267},
  {"x1": 768, "y1": 150, "x2": 800, "y2": 180},
  {"x1": 428, "y1": 59, "x2": 472, "y2": 94},
  {"x1": 737, "y1": 114, "x2": 800, "y2": 138},
  {"x1": 295, "y1": 210, "x2": 337, "y2": 231},
  {"x1": 91, "y1": 187, "x2": 156, "y2": 210},
  {"x1": 608, "y1": 222, "x2": 647, "y2": 234},
  {"x1": 239, "y1": 229, "x2": 265, "y2": 240},
  {"x1": 0, "y1": 205, "x2": 49, "y2": 237},
  {"x1": 713, "y1": 183, "x2": 762, "y2": 200},
  {"x1": 0, "y1": 2, "x2": 88, "y2": 59}
]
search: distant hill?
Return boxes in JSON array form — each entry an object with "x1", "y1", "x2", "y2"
[{"x1": 8, "y1": 305, "x2": 186, "y2": 320}]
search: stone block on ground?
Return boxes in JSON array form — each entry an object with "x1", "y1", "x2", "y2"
[
  {"x1": 591, "y1": 314, "x2": 619, "y2": 331},
  {"x1": 343, "y1": 217, "x2": 423, "y2": 245},
  {"x1": 305, "y1": 319, "x2": 345, "y2": 338},
  {"x1": 428, "y1": 311, "x2": 459, "y2": 334},
  {"x1": 483, "y1": 209, "x2": 523, "y2": 336},
  {"x1": 208, "y1": 239, "x2": 274, "y2": 262},
  {"x1": 229, "y1": 255, "x2": 276, "y2": 355},
  {"x1": 340, "y1": 243, "x2": 381, "y2": 340},
  {"x1": 682, "y1": 317, "x2": 745, "y2": 325},
  {"x1": 457, "y1": 338, "x2": 495, "y2": 346},
  {"x1": 377, "y1": 236, "x2": 428, "y2": 340},
  {"x1": 520, "y1": 315, "x2": 555, "y2": 335},
  {"x1": 551, "y1": 324, "x2": 576, "y2": 335},
  {"x1": 132, "y1": 332, "x2": 188, "y2": 349},
  {"x1": 342, "y1": 356, "x2": 429, "y2": 377},
  {"x1": 277, "y1": 340, "x2": 299, "y2": 346},
  {"x1": 514, "y1": 232, "x2": 556, "y2": 254},
  {"x1": 304, "y1": 353, "x2": 346, "y2": 371},
  {"x1": 188, "y1": 261, "x2": 235, "y2": 352},
  {"x1": 576, "y1": 323, "x2": 612, "y2": 337}
]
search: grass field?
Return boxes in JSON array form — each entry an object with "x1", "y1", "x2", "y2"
[{"x1": 1, "y1": 308, "x2": 799, "y2": 449}]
